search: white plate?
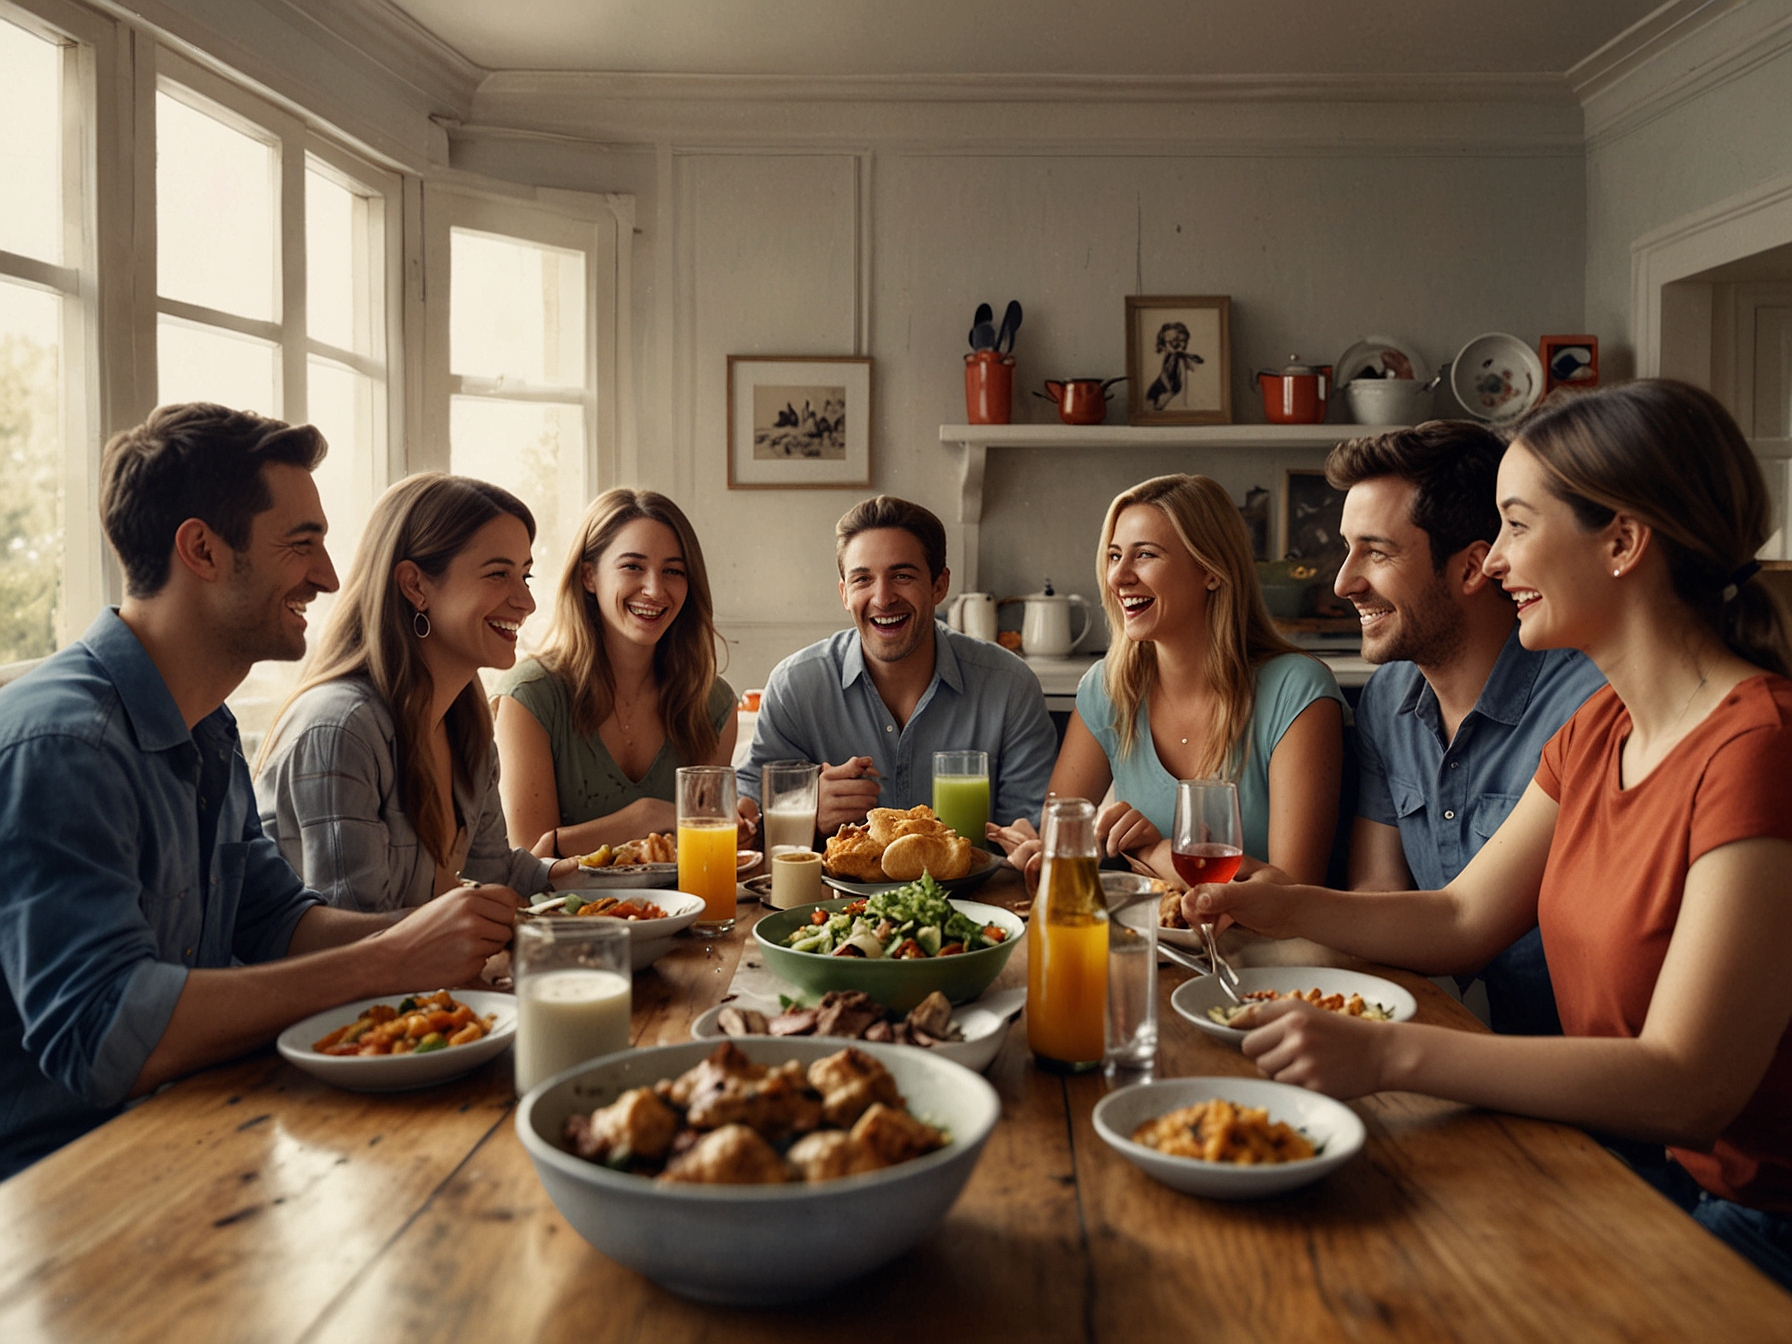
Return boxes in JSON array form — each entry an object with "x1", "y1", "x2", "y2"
[
  {"x1": 559, "y1": 862, "x2": 678, "y2": 891},
  {"x1": 525, "y1": 890, "x2": 709, "y2": 969},
  {"x1": 690, "y1": 986, "x2": 1025, "y2": 1074},
  {"x1": 1335, "y1": 335, "x2": 1428, "y2": 387},
  {"x1": 276, "y1": 990, "x2": 517, "y2": 1092},
  {"x1": 821, "y1": 848, "x2": 1005, "y2": 897},
  {"x1": 1093, "y1": 1077, "x2": 1366, "y2": 1199},
  {"x1": 1449, "y1": 332, "x2": 1544, "y2": 423},
  {"x1": 1170, "y1": 966, "x2": 1417, "y2": 1048}
]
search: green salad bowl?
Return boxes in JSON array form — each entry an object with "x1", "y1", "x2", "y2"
[{"x1": 753, "y1": 897, "x2": 1025, "y2": 1011}]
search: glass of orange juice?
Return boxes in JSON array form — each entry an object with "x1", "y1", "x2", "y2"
[{"x1": 677, "y1": 766, "x2": 738, "y2": 935}]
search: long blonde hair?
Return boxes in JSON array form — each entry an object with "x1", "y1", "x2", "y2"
[
  {"x1": 260, "y1": 473, "x2": 536, "y2": 866},
  {"x1": 1098, "y1": 474, "x2": 1300, "y2": 777},
  {"x1": 536, "y1": 488, "x2": 723, "y2": 760}
]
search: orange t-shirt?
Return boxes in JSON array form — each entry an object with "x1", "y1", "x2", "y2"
[{"x1": 1535, "y1": 676, "x2": 1792, "y2": 1211}]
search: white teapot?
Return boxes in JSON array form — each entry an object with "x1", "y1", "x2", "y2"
[
  {"x1": 947, "y1": 591, "x2": 999, "y2": 642},
  {"x1": 1016, "y1": 580, "x2": 1092, "y2": 658}
]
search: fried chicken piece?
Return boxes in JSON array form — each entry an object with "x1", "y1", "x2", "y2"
[
  {"x1": 563, "y1": 1086, "x2": 680, "y2": 1164},
  {"x1": 716, "y1": 1007, "x2": 770, "y2": 1037},
  {"x1": 880, "y1": 830, "x2": 973, "y2": 881},
  {"x1": 657, "y1": 1124, "x2": 789, "y2": 1185},
  {"x1": 1159, "y1": 889, "x2": 1189, "y2": 930},
  {"x1": 823, "y1": 822, "x2": 888, "y2": 882},
  {"x1": 808, "y1": 1046, "x2": 904, "y2": 1127},
  {"x1": 786, "y1": 1129, "x2": 885, "y2": 1182},
  {"x1": 613, "y1": 832, "x2": 676, "y2": 865},
  {"x1": 852, "y1": 1102, "x2": 946, "y2": 1166},
  {"x1": 812, "y1": 990, "x2": 884, "y2": 1040},
  {"x1": 684, "y1": 1059, "x2": 824, "y2": 1140},
  {"x1": 666, "y1": 1041, "x2": 766, "y2": 1108}
]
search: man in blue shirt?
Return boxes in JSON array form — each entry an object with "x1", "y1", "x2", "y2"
[
  {"x1": 0, "y1": 404, "x2": 516, "y2": 1178},
  {"x1": 741, "y1": 496, "x2": 1056, "y2": 835},
  {"x1": 1329, "y1": 422, "x2": 1605, "y2": 1035}
]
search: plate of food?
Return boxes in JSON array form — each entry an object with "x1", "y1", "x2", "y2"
[
  {"x1": 1170, "y1": 966, "x2": 1416, "y2": 1048},
  {"x1": 754, "y1": 879, "x2": 1025, "y2": 1010},
  {"x1": 524, "y1": 889, "x2": 709, "y2": 969},
  {"x1": 822, "y1": 806, "x2": 1002, "y2": 895},
  {"x1": 691, "y1": 985, "x2": 1026, "y2": 1074},
  {"x1": 1093, "y1": 1076, "x2": 1366, "y2": 1198},
  {"x1": 562, "y1": 832, "x2": 679, "y2": 889},
  {"x1": 276, "y1": 989, "x2": 516, "y2": 1091}
]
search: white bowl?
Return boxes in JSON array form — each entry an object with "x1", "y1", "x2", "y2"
[
  {"x1": 690, "y1": 985, "x2": 1025, "y2": 1074},
  {"x1": 1335, "y1": 334, "x2": 1428, "y2": 387},
  {"x1": 1170, "y1": 966, "x2": 1417, "y2": 1049},
  {"x1": 525, "y1": 890, "x2": 708, "y2": 970},
  {"x1": 1449, "y1": 332, "x2": 1544, "y2": 423},
  {"x1": 515, "y1": 1037, "x2": 1001, "y2": 1304},
  {"x1": 1093, "y1": 1076, "x2": 1366, "y2": 1199},
  {"x1": 1345, "y1": 378, "x2": 1426, "y2": 425},
  {"x1": 276, "y1": 989, "x2": 516, "y2": 1092}
]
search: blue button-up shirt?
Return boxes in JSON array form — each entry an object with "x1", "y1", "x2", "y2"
[
  {"x1": 0, "y1": 609, "x2": 320, "y2": 1178},
  {"x1": 740, "y1": 623, "x2": 1058, "y2": 829},
  {"x1": 1356, "y1": 626, "x2": 1604, "y2": 1033}
]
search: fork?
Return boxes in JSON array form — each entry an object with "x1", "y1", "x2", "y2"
[{"x1": 1201, "y1": 921, "x2": 1243, "y2": 1005}]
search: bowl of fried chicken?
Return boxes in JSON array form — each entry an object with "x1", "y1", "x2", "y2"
[{"x1": 516, "y1": 1037, "x2": 1001, "y2": 1304}]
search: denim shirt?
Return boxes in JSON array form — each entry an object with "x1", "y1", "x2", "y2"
[
  {"x1": 740, "y1": 622, "x2": 1058, "y2": 829},
  {"x1": 0, "y1": 610, "x2": 321, "y2": 1178}
]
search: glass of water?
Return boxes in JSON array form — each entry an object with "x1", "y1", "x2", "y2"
[{"x1": 1100, "y1": 873, "x2": 1161, "y2": 1082}]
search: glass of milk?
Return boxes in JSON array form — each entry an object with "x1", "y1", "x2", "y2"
[
  {"x1": 761, "y1": 759, "x2": 821, "y2": 857},
  {"x1": 512, "y1": 919, "x2": 632, "y2": 1097}
]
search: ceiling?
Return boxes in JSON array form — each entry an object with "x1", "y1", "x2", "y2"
[{"x1": 389, "y1": 0, "x2": 1669, "y2": 80}]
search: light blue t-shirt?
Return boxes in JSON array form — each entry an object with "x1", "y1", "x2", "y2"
[{"x1": 1075, "y1": 652, "x2": 1345, "y2": 862}]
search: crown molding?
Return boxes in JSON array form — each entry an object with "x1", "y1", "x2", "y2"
[
  {"x1": 1571, "y1": 0, "x2": 1792, "y2": 144},
  {"x1": 276, "y1": 0, "x2": 485, "y2": 117}
]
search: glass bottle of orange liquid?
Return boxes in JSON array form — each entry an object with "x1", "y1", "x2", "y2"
[
  {"x1": 1027, "y1": 797, "x2": 1107, "y2": 1072},
  {"x1": 677, "y1": 766, "x2": 737, "y2": 935}
]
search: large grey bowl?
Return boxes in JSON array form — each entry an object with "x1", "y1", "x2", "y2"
[{"x1": 515, "y1": 1037, "x2": 1001, "y2": 1304}]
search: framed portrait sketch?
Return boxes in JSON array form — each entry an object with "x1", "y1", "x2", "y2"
[
  {"x1": 1280, "y1": 468, "x2": 1347, "y2": 570},
  {"x1": 1125, "y1": 295, "x2": 1231, "y2": 425},
  {"x1": 727, "y1": 356, "x2": 873, "y2": 490},
  {"x1": 1539, "y1": 335, "x2": 1599, "y2": 396}
]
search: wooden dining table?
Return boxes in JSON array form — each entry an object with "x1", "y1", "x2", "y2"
[{"x1": 3, "y1": 869, "x2": 1787, "y2": 1343}]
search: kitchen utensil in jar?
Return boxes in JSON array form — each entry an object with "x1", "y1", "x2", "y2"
[{"x1": 996, "y1": 300, "x2": 1023, "y2": 354}]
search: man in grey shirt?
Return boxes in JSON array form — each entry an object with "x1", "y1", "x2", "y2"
[{"x1": 741, "y1": 496, "x2": 1056, "y2": 834}]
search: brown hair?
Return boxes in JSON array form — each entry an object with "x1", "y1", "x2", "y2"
[
  {"x1": 835, "y1": 496, "x2": 948, "y2": 580},
  {"x1": 1326, "y1": 420, "x2": 1507, "y2": 572},
  {"x1": 1097, "y1": 474, "x2": 1301, "y2": 774},
  {"x1": 260, "y1": 474, "x2": 536, "y2": 867},
  {"x1": 1513, "y1": 379, "x2": 1789, "y2": 678},
  {"x1": 100, "y1": 402, "x2": 327, "y2": 597},
  {"x1": 536, "y1": 488, "x2": 723, "y2": 759}
]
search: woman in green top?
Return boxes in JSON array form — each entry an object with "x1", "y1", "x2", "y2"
[{"x1": 492, "y1": 488, "x2": 739, "y2": 858}]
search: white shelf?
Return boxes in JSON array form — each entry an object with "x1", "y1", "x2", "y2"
[{"x1": 940, "y1": 421, "x2": 1407, "y2": 588}]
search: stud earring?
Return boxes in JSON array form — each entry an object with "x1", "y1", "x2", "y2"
[
  {"x1": 413, "y1": 608, "x2": 431, "y2": 638},
  {"x1": 1612, "y1": 570, "x2": 1621, "y2": 578}
]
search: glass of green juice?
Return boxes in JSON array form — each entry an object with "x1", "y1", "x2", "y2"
[{"x1": 932, "y1": 749, "x2": 990, "y2": 850}]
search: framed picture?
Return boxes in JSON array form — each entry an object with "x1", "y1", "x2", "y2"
[
  {"x1": 1539, "y1": 335, "x2": 1599, "y2": 396},
  {"x1": 1125, "y1": 295, "x2": 1231, "y2": 425},
  {"x1": 1281, "y1": 468, "x2": 1347, "y2": 570},
  {"x1": 727, "y1": 356, "x2": 873, "y2": 490}
]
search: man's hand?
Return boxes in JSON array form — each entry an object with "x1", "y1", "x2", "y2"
[
  {"x1": 1239, "y1": 999, "x2": 1393, "y2": 1099},
  {"x1": 987, "y1": 818, "x2": 1042, "y2": 894},
  {"x1": 737, "y1": 795, "x2": 761, "y2": 849},
  {"x1": 375, "y1": 884, "x2": 516, "y2": 987},
  {"x1": 816, "y1": 757, "x2": 881, "y2": 832}
]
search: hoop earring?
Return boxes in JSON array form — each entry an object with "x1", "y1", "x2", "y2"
[{"x1": 413, "y1": 608, "x2": 431, "y2": 639}]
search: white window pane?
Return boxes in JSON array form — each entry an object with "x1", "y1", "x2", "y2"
[
  {"x1": 306, "y1": 357, "x2": 373, "y2": 555},
  {"x1": 157, "y1": 318, "x2": 277, "y2": 417},
  {"x1": 449, "y1": 396, "x2": 584, "y2": 650},
  {"x1": 0, "y1": 18, "x2": 62, "y2": 265},
  {"x1": 157, "y1": 91, "x2": 276, "y2": 322},
  {"x1": 0, "y1": 281, "x2": 64, "y2": 662},
  {"x1": 450, "y1": 230, "x2": 584, "y2": 386},
  {"x1": 306, "y1": 168, "x2": 359, "y2": 354}
]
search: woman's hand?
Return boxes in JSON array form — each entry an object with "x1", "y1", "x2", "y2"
[
  {"x1": 1179, "y1": 868, "x2": 1302, "y2": 937},
  {"x1": 1095, "y1": 801, "x2": 1161, "y2": 857},
  {"x1": 620, "y1": 795, "x2": 678, "y2": 838},
  {"x1": 1238, "y1": 999, "x2": 1395, "y2": 1100}
]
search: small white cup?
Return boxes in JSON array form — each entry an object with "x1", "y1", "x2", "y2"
[{"x1": 769, "y1": 850, "x2": 826, "y2": 910}]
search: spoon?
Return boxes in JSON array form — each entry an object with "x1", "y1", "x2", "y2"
[
  {"x1": 995, "y1": 300, "x2": 1023, "y2": 354},
  {"x1": 969, "y1": 321, "x2": 998, "y2": 352},
  {"x1": 973, "y1": 302, "x2": 993, "y2": 328}
]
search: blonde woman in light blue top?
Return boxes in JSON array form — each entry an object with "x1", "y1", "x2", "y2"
[{"x1": 990, "y1": 474, "x2": 1344, "y2": 885}]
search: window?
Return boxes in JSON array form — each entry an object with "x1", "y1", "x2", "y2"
[
  {"x1": 155, "y1": 53, "x2": 400, "y2": 750},
  {"x1": 0, "y1": 4, "x2": 96, "y2": 666}
]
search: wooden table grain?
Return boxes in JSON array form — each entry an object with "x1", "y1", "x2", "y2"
[{"x1": 3, "y1": 875, "x2": 1787, "y2": 1344}]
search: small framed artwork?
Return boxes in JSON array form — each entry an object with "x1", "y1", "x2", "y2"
[
  {"x1": 1125, "y1": 295, "x2": 1231, "y2": 425},
  {"x1": 727, "y1": 356, "x2": 873, "y2": 490},
  {"x1": 1281, "y1": 468, "x2": 1348, "y2": 570},
  {"x1": 1539, "y1": 335, "x2": 1599, "y2": 396}
]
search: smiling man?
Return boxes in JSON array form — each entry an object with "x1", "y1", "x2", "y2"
[
  {"x1": 1329, "y1": 421, "x2": 1604, "y2": 1034},
  {"x1": 740, "y1": 496, "x2": 1055, "y2": 834},
  {"x1": 0, "y1": 404, "x2": 518, "y2": 1178}
]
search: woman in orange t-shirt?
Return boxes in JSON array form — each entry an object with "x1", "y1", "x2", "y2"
[{"x1": 1182, "y1": 381, "x2": 1792, "y2": 1289}]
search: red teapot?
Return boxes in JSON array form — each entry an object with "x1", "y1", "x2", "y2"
[{"x1": 1034, "y1": 377, "x2": 1126, "y2": 426}]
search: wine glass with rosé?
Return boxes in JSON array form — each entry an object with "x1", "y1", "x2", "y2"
[{"x1": 1171, "y1": 779, "x2": 1243, "y2": 888}]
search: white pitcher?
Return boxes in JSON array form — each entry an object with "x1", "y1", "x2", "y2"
[
  {"x1": 947, "y1": 591, "x2": 999, "y2": 642},
  {"x1": 1019, "y1": 583, "x2": 1092, "y2": 658}
]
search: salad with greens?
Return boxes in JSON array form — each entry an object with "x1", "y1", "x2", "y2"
[{"x1": 782, "y1": 876, "x2": 1010, "y2": 959}]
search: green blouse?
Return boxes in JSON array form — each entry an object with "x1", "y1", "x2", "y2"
[{"x1": 493, "y1": 658, "x2": 736, "y2": 827}]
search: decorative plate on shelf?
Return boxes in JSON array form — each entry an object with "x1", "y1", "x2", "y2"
[{"x1": 1449, "y1": 333, "x2": 1544, "y2": 423}]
